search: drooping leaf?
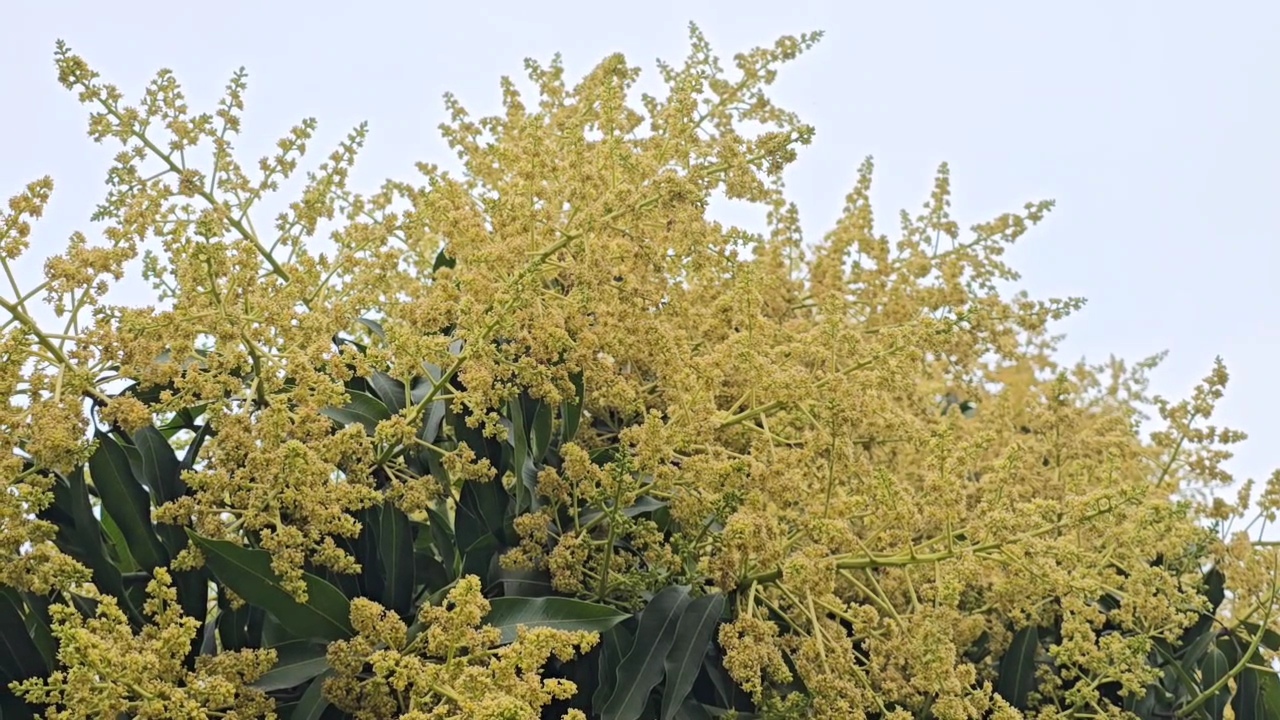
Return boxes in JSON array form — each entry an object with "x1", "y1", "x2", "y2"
[
  {"x1": 188, "y1": 531, "x2": 354, "y2": 642},
  {"x1": 579, "y1": 496, "x2": 668, "y2": 526},
  {"x1": 368, "y1": 372, "x2": 408, "y2": 415},
  {"x1": 601, "y1": 585, "x2": 693, "y2": 720},
  {"x1": 252, "y1": 640, "x2": 330, "y2": 691},
  {"x1": 661, "y1": 594, "x2": 726, "y2": 720},
  {"x1": 590, "y1": 623, "x2": 632, "y2": 709},
  {"x1": 508, "y1": 397, "x2": 533, "y2": 513},
  {"x1": 89, "y1": 432, "x2": 168, "y2": 570},
  {"x1": 996, "y1": 625, "x2": 1039, "y2": 709},
  {"x1": 19, "y1": 593, "x2": 55, "y2": 671},
  {"x1": 319, "y1": 389, "x2": 391, "y2": 435},
  {"x1": 377, "y1": 501, "x2": 415, "y2": 615},
  {"x1": 0, "y1": 589, "x2": 46, "y2": 685},
  {"x1": 424, "y1": 506, "x2": 457, "y2": 579},
  {"x1": 529, "y1": 400, "x2": 553, "y2": 462},
  {"x1": 129, "y1": 425, "x2": 194, "y2": 561},
  {"x1": 62, "y1": 467, "x2": 138, "y2": 624},
  {"x1": 484, "y1": 596, "x2": 631, "y2": 646},
  {"x1": 287, "y1": 669, "x2": 334, "y2": 720},
  {"x1": 1233, "y1": 666, "x2": 1265, "y2": 720},
  {"x1": 1199, "y1": 644, "x2": 1231, "y2": 720}
]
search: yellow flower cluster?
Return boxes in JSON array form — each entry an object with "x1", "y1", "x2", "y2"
[
  {"x1": 0, "y1": 21, "x2": 1277, "y2": 720},
  {"x1": 325, "y1": 576, "x2": 597, "y2": 719}
]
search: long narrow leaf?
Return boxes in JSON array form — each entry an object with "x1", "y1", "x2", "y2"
[
  {"x1": 89, "y1": 432, "x2": 168, "y2": 570},
  {"x1": 601, "y1": 586, "x2": 692, "y2": 720},
  {"x1": 661, "y1": 594, "x2": 726, "y2": 720},
  {"x1": 996, "y1": 625, "x2": 1039, "y2": 709},
  {"x1": 252, "y1": 640, "x2": 330, "y2": 691},
  {"x1": 378, "y1": 501, "x2": 415, "y2": 615},
  {"x1": 485, "y1": 596, "x2": 630, "y2": 645},
  {"x1": 188, "y1": 531, "x2": 353, "y2": 642}
]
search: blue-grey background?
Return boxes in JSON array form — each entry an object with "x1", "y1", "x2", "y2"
[{"x1": 3, "y1": 2, "x2": 1277, "y2": 504}]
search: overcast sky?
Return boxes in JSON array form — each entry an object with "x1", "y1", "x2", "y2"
[{"x1": 3, "y1": 1, "x2": 1277, "y2": 497}]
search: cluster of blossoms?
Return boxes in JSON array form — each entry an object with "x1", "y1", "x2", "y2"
[{"x1": 2, "y1": 22, "x2": 1279, "y2": 720}]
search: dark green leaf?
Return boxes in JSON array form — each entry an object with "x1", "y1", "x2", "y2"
[
  {"x1": 1200, "y1": 645, "x2": 1231, "y2": 720},
  {"x1": 1233, "y1": 666, "x2": 1265, "y2": 720},
  {"x1": 19, "y1": 593, "x2": 55, "y2": 671},
  {"x1": 601, "y1": 585, "x2": 692, "y2": 720},
  {"x1": 579, "y1": 496, "x2": 668, "y2": 526},
  {"x1": 130, "y1": 425, "x2": 191, "y2": 557},
  {"x1": 368, "y1": 372, "x2": 407, "y2": 415},
  {"x1": 495, "y1": 565, "x2": 553, "y2": 597},
  {"x1": 432, "y1": 247, "x2": 455, "y2": 272},
  {"x1": 89, "y1": 432, "x2": 168, "y2": 570},
  {"x1": 424, "y1": 507, "x2": 456, "y2": 579},
  {"x1": 0, "y1": 692, "x2": 36, "y2": 720},
  {"x1": 530, "y1": 401, "x2": 553, "y2": 462},
  {"x1": 180, "y1": 422, "x2": 212, "y2": 471},
  {"x1": 99, "y1": 507, "x2": 139, "y2": 572},
  {"x1": 64, "y1": 468, "x2": 138, "y2": 624},
  {"x1": 508, "y1": 398, "x2": 532, "y2": 513},
  {"x1": 0, "y1": 589, "x2": 46, "y2": 684},
  {"x1": 287, "y1": 670, "x2": 333, "y2": 720},
  {"x1": 130, "y1": 425, "x2": 186, "y2": 503},
  {"x1": 356, "y1": 317, "x2": 386, "y2": 342},
  {"x1": 996, "y1": 625, "x2": 1039, "y2": 709},
  {"x1": 661, "y1": 594, "x2": 726, "y2": 720},
  {"x1": 456, "y1": 476, "x2": 509, "y2": 554},
  {"x1": 377, "y1": 501, "x2": 415, "y2": 615},
  {"x1": 485, "y1": 596, "x2": 631, "y2": 646},
  {"x1": 673, "y1": 699, "x2": 715, "y2": 720},
  {"x1": 188, "y1": 531, "x2": 354, "y2": 642},
  {"x1": 320, "y1": 389, "x2": 391, "y2": 435},
  {"x1": 253, "y1": 640, "x2": 330, "y2": 691},
  {"x1": 595, "y1": 624, "x2": 635, "y2": 710}
]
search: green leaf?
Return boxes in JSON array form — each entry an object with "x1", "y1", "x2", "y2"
[
  {"x1": 253, "y1": 640, "x2": 330, "y2": 691},
  {"x1": 19, "y1": 593, "x2": 55, "y2": 671},
  {"x1": 356, "y1": 317, "x2": 386, "y2": 342},
  {"x1": 1233, "y1": 666, "x2": 1265, "y2": 720},
  {"x1": 484, "y1": 596, "x2": 631, "y2": 646},
  {"x1": 89, "y1": 432, "x2": 168, "y2": 570},
  {"x1": 996, "y1": 625, "x2": 1039, "y2": 709},
  {"x1": 529, "y1": 400, "x2": 553, "y2": 462},
  {"x1": 130, "y1": 425, "x2": 186, "y2": 503},
  {"x1": 368, "y1": 372, "x2": 408, "y2": 415},
  {"x1": 579, "y1": 496, "x2": 668, "y2": 526},
  {"x1": 424, "y1": 507, "x2": 456, "y2": 579},
  {"x1": 601, "y1": 585, "x2": 692, "y2": 720},
  {"x1": 508, "y1": 398, "x2": 533, "y2": 513},
  {"x1": 673, "y1": 699, "x2": 715, "y2": 720},
  {"x1": 129, "y1": 425, "x2": 190, "y2": 556},
  {"x1": 61, "y1": 467, "x2": 140, "y2": 625},
  {"x1": 0, "y1": 692, "x2": 36, "y2": 720},
  {"x1": 456, "y1": 476, "x2": 509, "y2": 562},
  {"x1": 1200, "y1": 645, "x2": 1231, "y2": 720},
  {"x1": 377, "y1": 501, "x2": 415, "y2": 615},
  {"x1": 0, "y1": 589, "x2": 46, "y2": 684},
  {"x1": 98, "y1": 506, "x2": 140, "y2": 572},
  {"x1": 287, "y1": 669, "x2": 333, "y2": 720},
  {"x1": 661, "y1": 594, "x2": 726, "y2": 720},
  {"x1": 320, "y1": 389, "x2": 391, "y2": 435},
  {"x1": 595, "y1": 624, "x2": 635, "y2": 710},
  {"x1": 187, "y1": 531, "x2": 354, "y2": 642},
  {"x1": 431, "y1": 247, "x2": 456, "y2": 272}
]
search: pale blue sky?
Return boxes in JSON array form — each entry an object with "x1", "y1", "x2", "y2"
[{"x1": 3, "y1": 2, "x2": 1278, "y2": 491}]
